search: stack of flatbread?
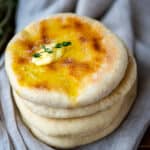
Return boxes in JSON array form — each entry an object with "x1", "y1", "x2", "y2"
[{"x1": 5, "y1": 13, "x2": 137, "y2": 149}]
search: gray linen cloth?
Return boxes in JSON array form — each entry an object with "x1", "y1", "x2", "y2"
[{"x1": 0, "y1": 0, "x2": 150, "y2": 149}]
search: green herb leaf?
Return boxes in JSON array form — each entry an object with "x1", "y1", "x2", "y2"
[
  {"x1": 55, "y1": 43, "x2": 62, "y2": 48},
  {"x1": 47, "y1": 51, "x2": 53, "y2": 53},
  {"x1": 55, "y1": 41, "x2": 72, "y2": 48},
  {"x1": 62, "y1": 41, "x2": 71, "y2": 46},
  {"x1": 46, "y1": 49, "x2": 53, "y2": 53},
  {"x1": 32, "y1": 53, "x2": 41, "y2": 57},
  {"x1": 41, "y1": 45, "x2": 53, "y2": 53}
]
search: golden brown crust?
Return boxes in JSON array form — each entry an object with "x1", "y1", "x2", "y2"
[
  {"x1": 6, "y1": 14, "x2": 106, "y2": 90},
  {"x1": 12, "y1": 55, "x2": 136, "y2": 118},
  {"x1": 5, "y1": 13, "x2": 128, "y2": 108},
  {"x1": 13, "y1": 55, "x2": 137, "y2": 137}
]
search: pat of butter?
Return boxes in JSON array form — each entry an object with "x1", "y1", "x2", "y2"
[
  {"x1": 55, "y1": 48, "x2": 64, "y2": 59},
  {"x1": 32, "y1": 43, "x2": 64, "y2": 66},
  {"x1": 32, "y1": 51, "x2": 54, "y2": 66}
]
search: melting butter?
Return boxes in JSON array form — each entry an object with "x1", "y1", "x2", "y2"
[{"x1": 32, "y1": 43, "x2": 64, "y2": 66}]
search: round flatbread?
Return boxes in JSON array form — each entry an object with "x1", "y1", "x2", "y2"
[
  {"x1": 28, "y1": 87, "x2": 136, "y2": 149},
  {"x1": 16, "y1": 80, "x2": 136, "y2": 149},
  {"x1": 6, "y1": 13, "x2": 128, "y2": 108},
  {"x1": 13, "y1": 56, "x2": 135, "y2": 119},
  {"x1": 13, "y1": 55, "x2": 137, "y2": 136}
]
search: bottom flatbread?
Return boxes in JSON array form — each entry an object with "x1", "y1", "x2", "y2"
[{"x1": 20, "y1": 83, "x2": 136, "y2": 149}]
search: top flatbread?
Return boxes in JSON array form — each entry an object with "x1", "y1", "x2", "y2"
[{"x1": 5, "y1": 13, "x2": 128, "y2": 108}]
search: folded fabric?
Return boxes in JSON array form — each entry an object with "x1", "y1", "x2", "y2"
[{"x1": 0, "y1": 0, "x2": 150, "y2": 150}]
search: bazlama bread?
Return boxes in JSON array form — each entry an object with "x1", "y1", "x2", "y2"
[{"x1": 5, "y1": 13, "x2": 137, "y2": 149}]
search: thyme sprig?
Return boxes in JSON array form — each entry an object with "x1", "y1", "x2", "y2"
[{"x1": 32, "y1": 41, "x2": 72, "y2": 58}]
